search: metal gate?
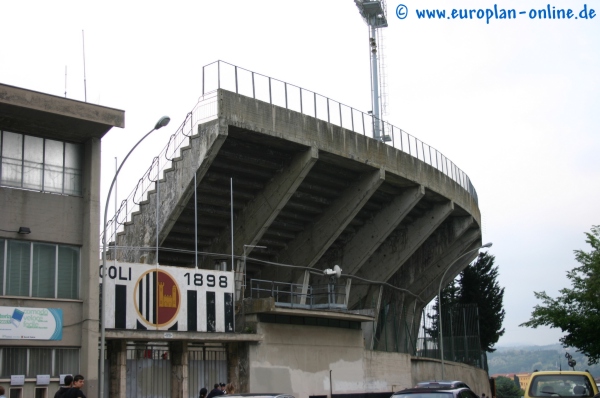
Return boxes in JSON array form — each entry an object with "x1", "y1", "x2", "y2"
[
  {"x1": 126, "y1": 344, "x2": 171, "y2": 398},
  {"x1": 103, "y1": 343, "x2": 227, "y2": 398},
  {"x1": 188, "y1": 344, "x2": 228, "y2": 398}
]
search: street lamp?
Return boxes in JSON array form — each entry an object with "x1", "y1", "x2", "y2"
[
  {"x1": 438, "y1": 242, "x2": 492, "y2": 379},
  {"x1": 99, "y1": 116, "x2": 170, "y2": 398}
]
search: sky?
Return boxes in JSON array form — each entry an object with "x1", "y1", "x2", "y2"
[{"x1": 1, "y1": 0, "x2": 599, "y2": 347}]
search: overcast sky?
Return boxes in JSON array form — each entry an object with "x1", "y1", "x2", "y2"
[{"x1": 1, "y1": 1, "x2": 599, "y2": 347}]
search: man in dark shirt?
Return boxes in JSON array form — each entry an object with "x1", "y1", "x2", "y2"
[
  {"x1": 54, "y1": 375, "x2": 73, "y2": 398},
  {"x1": 65, "y1": 375, "x2": 87, "y2": 398},
  {"x1": 207, "y1": 383, "x2": 224, "y2": 398}
]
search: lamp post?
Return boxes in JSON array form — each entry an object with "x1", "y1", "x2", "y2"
[
  {"x1": 99, "y1": 116, "x2": 170, "y2": 398},
  {"x1": 438, "y1": 242, "x2": 492, "y2": 380}
]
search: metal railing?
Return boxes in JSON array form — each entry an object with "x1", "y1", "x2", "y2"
[
  {"x1": 415, "y1": 302, "x2": 484, "y2": 368},
  {"x1": 102, "y1": 60, "x2": 478, "y2": 245},
  {"x1": 249, "y1": 278, "x2": 348, "y2": 310},
  {"x1": 101, "y1": 92, "x2": 218, "y2": 246},
  {"x1": 202, "y1": 60, "x2": 478, "y2": 204}
]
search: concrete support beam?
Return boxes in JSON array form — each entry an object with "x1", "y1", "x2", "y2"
[
  {"x1": 395, "y1": 296, "x2": 425, "y2": 354},
  {"x1": 341, "y1": 186, "x2": 425, "y2": 275},
  {"x1": 391, "y1": 217, "x2": 476, "y2": 294},
  {"x1": 108, "y1": 340, "x2": 127, "y2": 398},
  {"x1": 117, "y1": 120, "x2": 227, "y2": 264},
  {"x1": 356, "y1": 201, "x2": 455, "y2": 283},
  {"x1": 203, "y1": 147, "x2": 318, "y2": 267},
  {"x1": 370, "y1": 286, "x2": 384, "y2": 350},
  {"x1": 347, "y1": 201, "x2": 454, "y2": 311},
  {"x1": 278, "y1": 168, "x2": 385, "y2": 270},
  {"x1": 418, "y1": 240, "x2": 482, "y2": 303},
  {"x1": 169, "y1": 341, "x2": 188, "y2": 398},
  {"x1": 413, "y1": 229, "x2": 481, "y2": 301},
  {"x1": 355, "y1": 219, "x2": 478, "y2": 341}
]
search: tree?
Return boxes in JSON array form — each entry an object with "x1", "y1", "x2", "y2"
[
  {"x1": 426, "y1": 280, "x2": 460, "y2": 338},
  {"x1": 513, "y1": 375, "x2": 520, "y2": 389},
  {"x1": 426, "y1": 253, "x2": 506, "y2": 352},
  {"x1": 458, "y1": 252, "x2": 506, "y2": 353},
  {"x1": 520, "y1": 225, "x2": 600, "y2": 365},
  {"x1": 495, "y1": 376, "x2": 524, "y2": 398}
]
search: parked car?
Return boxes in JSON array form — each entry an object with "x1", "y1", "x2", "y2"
[
  {"x1": 225, "y1": 394, "x2": 294, "y2": 398},
  {"x1": 393, "y1": 385, "x2": 479, "y2": 398},
  {"x1": 416, "y1": 381, "x2": 473, "y2": 390},
  {"x1": 525, "y1": 371, "x2": 599, "y2": 398}
]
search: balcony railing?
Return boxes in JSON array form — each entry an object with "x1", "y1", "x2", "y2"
[{"x1": 249, "y1": 278, "x2": 348, "y2": 310}]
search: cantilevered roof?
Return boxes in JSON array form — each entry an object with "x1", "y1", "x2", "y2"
[{"x1": 0, "y1": 83, "x2": 124, "y2": 142}]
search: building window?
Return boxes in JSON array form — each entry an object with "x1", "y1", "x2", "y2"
[
  {"x1": 0, "y1": 239, "x2": 80, "y2": 299},
  {"x1": 0, "y1": 130, "x2": 83, "y2": 196},
  {"x1": 0, "y1": 347, "x2": 79, "y2": 378}
]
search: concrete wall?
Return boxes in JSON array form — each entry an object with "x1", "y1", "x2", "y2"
[
  {"x1": 248, "y1": 321, "x2": 489, "y2": 398},
  {"x1": 249, "y1": 322, "x2": 366, "y2": 397},
  {"x1": 412, "y1": 358, "x2": 491, "y2": 397},
  {"x1": 0, "y1": 188, "x2": 84, "y2": 245}
]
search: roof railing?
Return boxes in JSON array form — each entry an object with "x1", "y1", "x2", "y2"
[{"x1": 102, "y1": 60, "x2": 478, "y2": 246}]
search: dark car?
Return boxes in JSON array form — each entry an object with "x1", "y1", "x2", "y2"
[
  {"x1": 225, "y1": 394, "x2": 294, "y2": 398},
  {"x1": 392, "y1": 386, "x2": 479, "y2": 398},
  {"x1": 416, "y1": 381, "x2": 473, "y2": 390}
]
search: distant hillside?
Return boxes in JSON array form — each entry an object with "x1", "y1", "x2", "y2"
[{"x1": 488, "y1": 345, "x2": 600, "y2": 378}]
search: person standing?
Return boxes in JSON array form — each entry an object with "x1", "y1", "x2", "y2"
[
  {"x1": 207, "y1": 383, "x2": 224, "y2": 398},
  {"x1": 199, "y1": 387, "x2": 208, "y2": 398},
  {"x1": 225, "y1": 383, "x2": 236, "y2": 395},
  {"x1": 54, "y1": 375, "x2": 73, "y2": 398},
  {"x1": 0, "y1": 385, "x2": 6, "y2": 398},
  {"x1": 66, "y1": 375, "x2": 87, "y2": 398}
]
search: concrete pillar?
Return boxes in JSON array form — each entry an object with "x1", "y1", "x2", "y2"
[
  {"x1": 108, "y1": 340, "x2": 127, "y2": 398},
  {"x1": 81, "y1": 137, "x2": 101, "y2": 398},
  {"x1": 170, "y1": 341, "x2": 189, "y2": 398},
  {"x1": 227, "y1": 342, "x2": 249, "y2": 393}
]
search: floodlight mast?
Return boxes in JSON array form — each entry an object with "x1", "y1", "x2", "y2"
[{"x1": 355, "y1": 0, "x2": 389, "y2": 142}]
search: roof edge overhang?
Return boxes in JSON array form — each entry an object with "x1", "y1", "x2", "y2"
[{"x1": 0, "y1": 82, "x2": 124, "y2": 142}]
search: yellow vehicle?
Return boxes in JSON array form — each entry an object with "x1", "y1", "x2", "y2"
[{"x1": 525, "y1": 371, "x2": 599, "y2": 398}]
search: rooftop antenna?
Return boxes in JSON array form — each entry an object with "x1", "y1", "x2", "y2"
[
  {"x1": 64, "y1": 66, "x2": 67, "y2": 98},
  {"x1": 355, "y1": 0, "x2": 391, "y2": 142},
  {"x1": 82, "y1": 30, "x2": 87, "y2": 102}
]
